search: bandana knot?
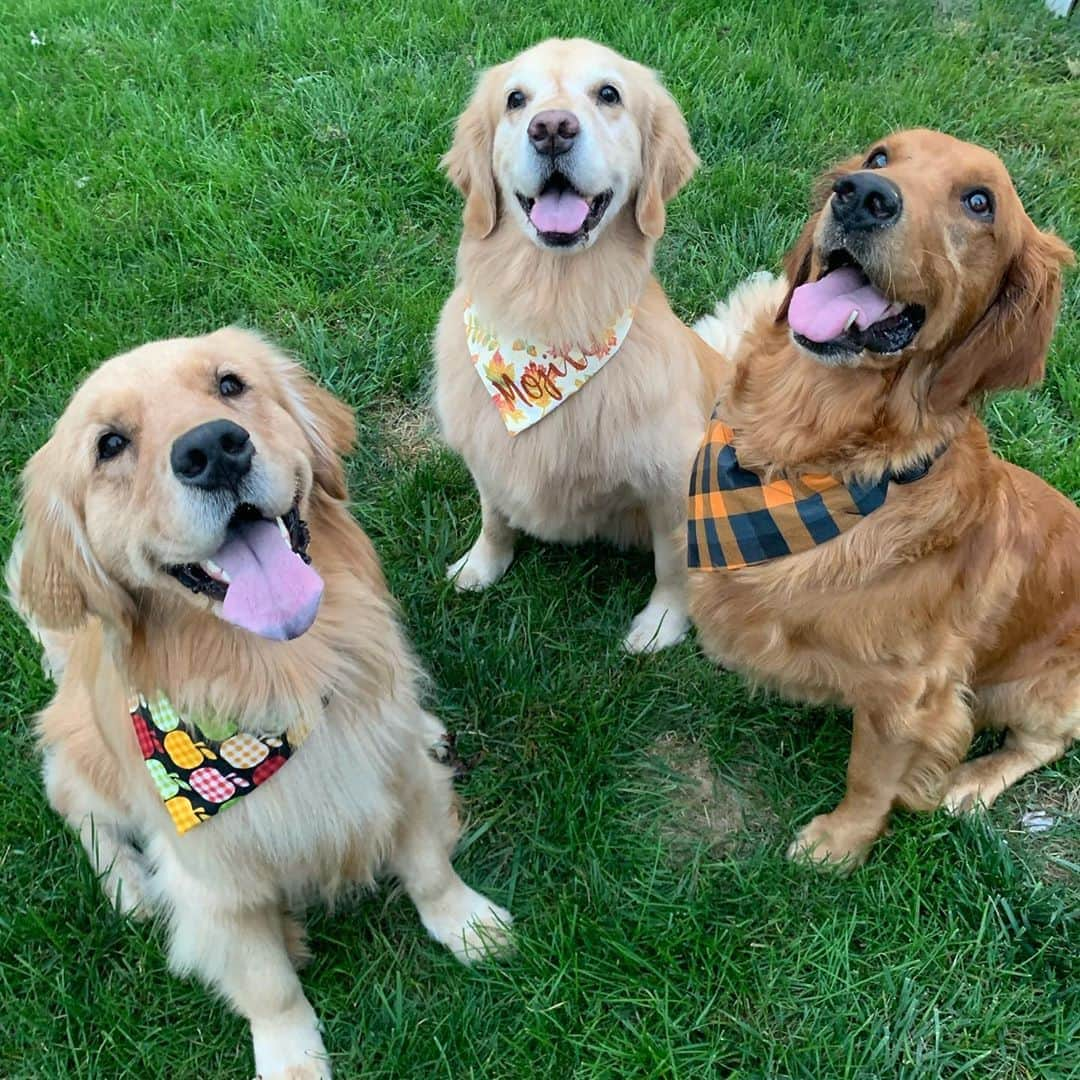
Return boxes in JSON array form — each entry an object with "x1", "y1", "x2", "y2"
[
  {"x1": 465, "y1": 300, "x2": 634, "y2": 435},
  {"x1": 688, "y1": 412, "x2": 947, "y2": 570}
]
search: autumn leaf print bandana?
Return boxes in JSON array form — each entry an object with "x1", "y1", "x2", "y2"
[
  {"x1": 130, "y1": 691, "x2": 308, "y2": 835},
  {"x1": 465, "y1": 301, "x2": 634, "y2": 435}
]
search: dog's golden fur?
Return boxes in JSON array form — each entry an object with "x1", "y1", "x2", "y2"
[
  {"x1": 434, "y1": 38, "x2": 724, "y2": 652},
  {"x1": 691, "y1": 130, "x2": 1077, "y2": 868},
  {"x1": 7, "y1": 328, "x2": 510, "y2": 1079}
]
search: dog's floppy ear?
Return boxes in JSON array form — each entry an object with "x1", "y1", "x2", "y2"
[
  {"x1": 635, "y1": 79, "x2": 698, "y2": 240},
  {"x1": 928, "y1": 227, "x2": 1074, "y2": 412},
  {"x1": 8, "y1": 445, "x2": 130, "y2": 633},
  {"x1": 276, "y1": 358, "x2": 356, "y2": 501},
  {"x1": 442, "y1": 66, "x2": 504, "y2": 240},
  {"x1": 775, "y1": 215, "x2": 819, "y2": 324},
  {"x1": 775, "y1": 167, "x2": 846, "y2": 322}
]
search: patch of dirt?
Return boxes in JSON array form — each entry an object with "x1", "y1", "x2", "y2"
[
  {"x1": 372, "y1": 396, "x2": 438, "y2": 465},
  {"x1": 645, "y1": 732, "x2": 777, "y2": 858}
]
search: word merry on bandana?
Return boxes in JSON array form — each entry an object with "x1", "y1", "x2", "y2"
[
  {"x1": 465, "y1": 301, "x2": 634, "y2": 435},
  {"x1": 130, "y1": 692, "x2": 305, "y2": 835},
  {"x1": 688, "y1": 413, "x2": 944, "y2": 571}
]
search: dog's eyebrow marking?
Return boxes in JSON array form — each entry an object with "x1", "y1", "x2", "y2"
[
  {"x1": 93, "y1": 420, "x2": 137, "y2": 437},
  {"x1": 503, "y1": 70, "x2": 555, "y2": 97}
]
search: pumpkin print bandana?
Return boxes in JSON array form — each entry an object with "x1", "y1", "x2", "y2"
[
  {"x1": 465, "y1": 301, "x2": 634, "y2": 435},
  {"x1": 130, "y1": 691, "x2": 306, "y2": 835},
  {"x1": 688, "y1": 413, "x2": 945, "y2": 571}
]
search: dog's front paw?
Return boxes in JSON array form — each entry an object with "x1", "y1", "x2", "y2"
[
  {"x1": 446, "y1": 542, "x2": 513, "y2": 592},
  {"x1": 623, "y1": 601, "x2": 689, "y2": 653},
  {"x1": 787, "y1": 813, "x2": 875, "y2": 872},
  {"x1": 101, "y1": 847, "x2": 152, "y2": 920},
  {"x1": 252, "y1": 1010, "x2": 331, "y2": 1080},
  {"x1": 257, "y1": 1068, "x2": 330, "y2": 1080},
  {"x1": 419, "y1": 883, "x2": 513, "y2": 964}
]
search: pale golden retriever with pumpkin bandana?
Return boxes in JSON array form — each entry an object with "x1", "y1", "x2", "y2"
[
  {"x1": 7, "y1": 328, "x2": 511, "y2": 1079},
  {"x1": 434, "y1": 38, "x2": 725, "y2": 652}
]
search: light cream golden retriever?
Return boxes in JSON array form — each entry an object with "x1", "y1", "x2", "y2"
[
  {"x1": 7, "y1": 328, "x2": 511, "y2": 1079},
  {"x1": 691, "y1": 130, "x2": 1076, "y2": 868},
  {"x1": 434, "y1": 38, "x2": 724, "y2": 652}
]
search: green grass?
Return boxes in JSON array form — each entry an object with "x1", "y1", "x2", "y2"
[{"x1": 1, "y1": 0, "x2": 1078, "y2": 1076}]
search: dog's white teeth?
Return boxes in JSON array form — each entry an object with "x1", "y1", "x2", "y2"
[
  {"x1": 844, "y1": 310, "x2": 859, "y2": 331},
  {"x1": 276, "y1": 516, "x2": 290, "y2": 542},
  {"x1": 202, "y1": 560, "x2": 231, "y2": 584}
]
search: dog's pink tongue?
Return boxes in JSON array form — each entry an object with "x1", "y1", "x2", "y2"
[
  {"x1": 215, "y1": 520, "x2": 323, "y2": 641},
  {"x1": 788, "y1": 266, "x2": 893, "y2": 342},
  {"x1": 529, "y1": 189, "x2": 590, "y2": 234}
]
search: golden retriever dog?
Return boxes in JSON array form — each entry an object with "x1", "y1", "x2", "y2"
[
  {"x1": 6, "y1": 328, "x2": 511, "y2": 1079},
  {"x1": 690, "y1": 129, "x2": 1076, "y2": 868},
  {"x1": 434, "y1": 38, "x2": 724, "y2": 652}
]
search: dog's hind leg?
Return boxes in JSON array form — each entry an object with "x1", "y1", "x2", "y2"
[
  {"x1": 943, "y1": 729, "x2": 1073, "y2": 812},
  {"x1": 152, "y1": 844, "x2": 330, "y2": 1080},
  {"x1": 942, "y1": 680, "x2": 1079, "y2": 812},
  {"x1": 388, "y1": 752, "x2": 512, "y2": 963},
  {"x1": 447, "y1": 488, "x2": 517, "y2": 591}
]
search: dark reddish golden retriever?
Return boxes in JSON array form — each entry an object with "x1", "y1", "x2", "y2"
[{"x1": 691, "y1": 129, "x2": 1076, "y2": 868}]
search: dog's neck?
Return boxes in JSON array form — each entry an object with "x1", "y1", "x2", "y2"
[
  {"x1": 112, "y1": 500, "x2": 409, "y2": 734},
  {"x1": 118, "y1": 608, "x2": 331, "y2": 735},
  {"x1": 458, "y1": 205, "x2": 653, "y2": 345},
  {"x1": 724, "y1": 317, "x2": 971, "y2": 481}
]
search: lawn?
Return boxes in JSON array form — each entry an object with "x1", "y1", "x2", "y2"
[{"x1": 1, "y1": 0, "x2": 1078, "y2": 1076}]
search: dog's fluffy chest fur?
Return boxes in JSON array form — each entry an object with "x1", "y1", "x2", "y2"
[
  {"x1": 689, "y1": 419, "x2": 1079, "y2": 707},
  {"x1": 142, "y1": 695, "x2": 426, "y2": 903},
  {"x1": 435, "y1": 280, "x2": 716, "y2": 546},
  {"x1": 61, "y1": 549, "x2": 439, "y2": 902}
]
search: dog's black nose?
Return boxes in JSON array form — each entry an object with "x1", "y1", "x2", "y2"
[
  {"x1": 171, "y1": 419, "x2": 253, "y2": 490},
  {"x1": 528, "y1": 109, "x2": 580, "y2": 157},
  {"x1": 832, "y1": 172, "x2": 903, "y2": 230}
]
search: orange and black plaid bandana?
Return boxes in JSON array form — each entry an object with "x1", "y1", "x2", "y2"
[{"x1": 688, "y1": 413, "x2": 944, "y2": 570}]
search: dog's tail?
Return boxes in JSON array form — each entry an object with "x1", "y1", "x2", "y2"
[{"x1": 693, "y1": 271, "x2": 788, "y2": 357}]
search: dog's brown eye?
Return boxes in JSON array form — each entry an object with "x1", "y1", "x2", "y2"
[
  {"x1": 597, "y1": 84, "x2": 620, "y2": 106},
  {"x1": 97, "y1": 431, "x2": 129, "y2": 462},
  {"x1": 866, "y1": 149, "x2": 888, "y2": 169},
  {"x1": 506, "y1": 90, "x2": 526, "y2": 111},
  {"x1": 219, "y1": 373, "x2": 245, "y2": 397},
  {"x1": 963, "y1": 189, "x2": 993, "y2": 219}
]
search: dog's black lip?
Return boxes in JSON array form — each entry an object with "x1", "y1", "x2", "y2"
[
  {"x1": 516, "y1": 173, "x2": 614, "y2": 247},
  {"x1": 168, "y1": 563, "x2": 228, "y2": 602},
  {"x1": 794, "y1": 305, "x2": 926, "y2": 358},
  {"x1": 796, "y1": 247, "x2": 926, "y2": 357},
  {"x1": 166, "y1": 500, "x2": 312, "y2": 599}
]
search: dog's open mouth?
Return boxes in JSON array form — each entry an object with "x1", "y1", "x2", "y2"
[
  {"x1": 516, "y1": 172, "x2": 613, "y2": 247},
  {"x1": 167, "y1": 502, "x2": 323, "y2": 641},
  {"x1": 788, "y1": 249, "x2": 926, "y2": 358}
]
